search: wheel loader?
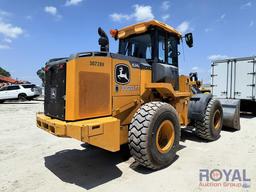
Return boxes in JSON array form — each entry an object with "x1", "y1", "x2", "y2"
[
  {"x1": 36, "y1": 20, "x2": 240, "y2": 170},
  {"x1": 189, "y1": 72, "x2": 211, "y2": 93}
]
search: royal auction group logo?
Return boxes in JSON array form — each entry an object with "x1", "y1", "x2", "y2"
[{"x1": 199, "y1": 169, "x2": 251, "y2": 189}]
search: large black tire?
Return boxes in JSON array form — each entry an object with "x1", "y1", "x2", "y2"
[
  {"x1": 18, "y1": 93, "x2": 27, "y2": 101},
  {"x1": 195, "y1": 99, "x2": 223, "y2": 141},
  {"x1": 0, "y1": 100, "x2": 5, "y2": 104},
  {"x1": 128, "y1": 102, "x2": 180, "y2": 170},
  {"x1": 252, "y1": 102, "x2": 256, "y2": 116}
]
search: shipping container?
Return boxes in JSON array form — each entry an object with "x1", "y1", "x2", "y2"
[{"x1": 211, "y1": 56, "x2": 256, "y2": 114}]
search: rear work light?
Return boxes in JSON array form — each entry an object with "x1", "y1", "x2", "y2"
[
  {"x1": 44, "y1": 66, "x2": 49, "y2": 72},
  {"x1": 59, "y1": 64, "x2": 65, "y2": 69},
  {"x1": 110, "y1": 29, "x2": 118, "y2": 40}
]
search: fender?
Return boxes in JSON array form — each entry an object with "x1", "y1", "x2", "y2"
[{"x1": 188, "y1": 93, "x2": 213, "y2": 121}]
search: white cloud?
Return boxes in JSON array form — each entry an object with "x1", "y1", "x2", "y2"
[
  {"x1": 25, "y1": 15, "x2": 32, "y2": 20},
  {"x1": 0, "y1": 21, "x2": 23, "y2": 39},
  {"x1": 110, "y1": 4, "x2": 154, "y2": 22},
  {"x1": 3, "y1": 38, "x2": 12, "y2": 43},
  {"x1": 220, "y1": 14, "x2": 226, "y2": 20},
  {"x1": 44, "y1": 6, "x2": 62, "y2": 20},
  {"x1": 241, "y1": 2, "x2": 252, "y2": 9},
  {"x1": 208, "y1": 54, "x2": 228, "y2": 61},
  {"x1": 204, "y1": 28, "x2": 212, "y2": 32},
  {"x1": 0, "y1": 10, "x2": 12, "y2": 24},
  {"x1": 0, "y1": 10, "x2": 11, "y2": 17},
  {"x1": 0, "y1": 11, "x2": 24, "y2": 50},
  {"x1": 249, "y1": 20, "x2": 254, "y2": 27},
  {"x1": 161, "y1": 1, "x2": 170, "y2": 11},
  {"x1": 65, "y1": 0, "x2": 83, "y2": 6},
  {"x1": 162, "y1": 14, "x2": 170, "y2": 21},
  {"x1": 0, "y1": 44, "x2": 10, "y2": 49},
  {"x1": 133, "y1": 4, "x2": 154, "y2": 21},
  {"x1": 216, "y1": 13, "x2": 226, "y2": 22},
  {"x1": 110, "y1": 13, "x2": 131, "y2": 22},
  {"x1": 192, "y1": 66, "x2": 198, "y2": 71},
  {"x1": 176, "y1": 21, "x2": 190, "y2": 34},
  {"x1": 44, "y1": 6, "x2": 57, "y2": 15}
]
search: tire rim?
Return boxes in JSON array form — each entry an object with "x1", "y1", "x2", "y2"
[
  {"x1": 213, "y1": 110, "x2": 221, "y2": 130},
  {"x1": 156, "y1": 120, "x2": 175, "y2": 154}
]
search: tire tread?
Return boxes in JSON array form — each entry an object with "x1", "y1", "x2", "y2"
[
  {"x1": 195, "y1": 99, "x2": 221, "y2": 141},
  {"x1": 128, "y1": 101, "x2": 177, "y2": 169}
]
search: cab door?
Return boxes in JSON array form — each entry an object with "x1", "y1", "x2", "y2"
[{"x1": 152, "y1": 30, "x2": 179, "y2": 90}]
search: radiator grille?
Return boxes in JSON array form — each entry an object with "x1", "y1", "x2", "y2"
[{"x1": 44, "y1": 62, "x2": 66, "y2": 120}]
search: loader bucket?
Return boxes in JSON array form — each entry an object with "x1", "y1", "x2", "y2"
[{"x1": 218, "y1": 99, "x2": 241, "y2": 130}]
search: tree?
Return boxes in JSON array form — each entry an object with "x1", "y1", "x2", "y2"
[
  {"x1": 37, "y1": 67, "x2": 45, "y2": 86},
  {"x1": 0, "y1": 67, "x2": 11, "y2": 77}
]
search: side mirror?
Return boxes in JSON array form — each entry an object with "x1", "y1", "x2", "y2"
[{"x1": 185, "y1": 33, "x2": 193, "y2": 48}]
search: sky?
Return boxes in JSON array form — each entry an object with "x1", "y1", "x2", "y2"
[{"x1": 0, "y1": 0, "x2": 255, "y2": 85}]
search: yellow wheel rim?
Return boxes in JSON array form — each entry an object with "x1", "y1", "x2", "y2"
[
  {"x1": 156, "y1": 120, "x2": 175, "y2": 154},
  {"x1": 213, "y1": 110, "x2": 221, "y2": 130}
]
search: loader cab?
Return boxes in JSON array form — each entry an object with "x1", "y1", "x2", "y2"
[
  {"x1": 116, "y1": 20, "x2": 189, "y2": 90},
  {"x1": 118, "y1": 26, "x2": 180, "y2": 66}
]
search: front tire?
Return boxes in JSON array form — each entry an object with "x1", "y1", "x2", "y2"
[
  {"x1": 128, "y1": 102, "x2": 180, "y2": 170},
  {"x1": 195, "y1": 99, "x2": 223, "y2": 141}
]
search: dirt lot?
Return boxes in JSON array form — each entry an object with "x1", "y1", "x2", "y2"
[{"x1": 0, "y1": 101, "x2": 255, "y2": 192}]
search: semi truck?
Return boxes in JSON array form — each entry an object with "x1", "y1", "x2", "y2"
[{"x1": 211, "y1": 56, "x2": 256, "y2": 115}]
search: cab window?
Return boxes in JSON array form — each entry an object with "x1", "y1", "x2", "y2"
[
  {"x1": 157, "y1": 31, "x2": 179, "y2": 66},
  {"x1": 167, "y1": 36, "x2": 178, "y2": 66},
  {"x1": 158, "y1": 34, "x2": 166, "y2": 63},
  {"x1": 119, "y1": 33, "x2": 152, "y2": 60}
]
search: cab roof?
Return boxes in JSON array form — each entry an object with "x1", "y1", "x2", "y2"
[{"x1": 117, "y1": 19, "x2": 182, "y2": 39}]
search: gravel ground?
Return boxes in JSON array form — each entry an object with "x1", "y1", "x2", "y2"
[{"x1": 0, "y1": 101, "x2": 255, "y2": 192}]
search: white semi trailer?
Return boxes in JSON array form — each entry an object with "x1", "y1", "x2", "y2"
[{"x1": 211, "y1": 56, "x2": 256, "y2": 115}]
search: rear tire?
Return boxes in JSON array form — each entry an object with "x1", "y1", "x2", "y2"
[
  {"x1": 18, "y1": 94, "x2": 27, "y2": 101},
  {"x1": 195, "y1": 99, "x2": 223, "y2": 141},
  {"x1": 252, "y1": 103, "x2": 256, "y2": 116},
  {"x1": 128, "y1": 101, "x2": 180, "y2": 170}
]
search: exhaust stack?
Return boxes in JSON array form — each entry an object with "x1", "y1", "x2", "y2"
[{"x1": 98, "y1": 27, "x2": 109, "y2": 52}]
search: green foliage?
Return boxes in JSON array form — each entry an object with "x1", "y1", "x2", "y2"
[
  {"x1": 37, "y1": 67, "x2": 45, "y2": 86},
  {"x1": 0, "y1": 67, "x2": 11, "y2": 77}
]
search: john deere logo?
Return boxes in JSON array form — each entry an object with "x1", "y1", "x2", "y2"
[
  {"x1": 115, "y1": 64, "x2": 130, "y2": 84},
  {"x1": 50, "y1": 88, "x2": 57, "y2": 99}
]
